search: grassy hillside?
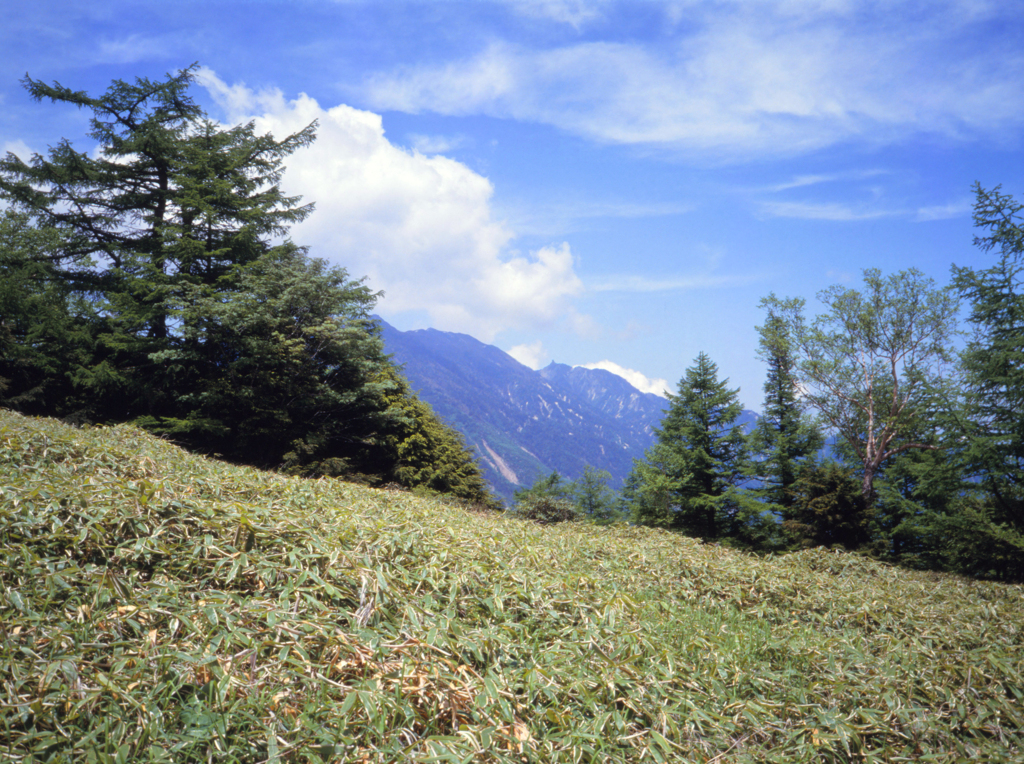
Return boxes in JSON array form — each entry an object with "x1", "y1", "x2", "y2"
[{"x1": 1, "y1": 410, "x2": 1022, "y2": 763}]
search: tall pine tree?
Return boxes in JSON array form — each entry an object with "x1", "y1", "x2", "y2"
[
  {"x1": 630, "y1": 352, "x2": 751, "y2": 540},
  {"x1": 0, "y1": 66, "x2": 495, "y2": 504},
  {"x1": 751, "y1": 308, "x2": 824, "y2": 516},
  {"x1": 947, "y1": 183, "x2": 1024, "y2": 580},
  {"x1": 0, "y1": 65, "x2": 316, "y2": 424}
]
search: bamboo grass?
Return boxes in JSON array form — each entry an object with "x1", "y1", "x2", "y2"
[{"x1": 1, "y1": 410, "x2": 1021, "y2": 762}]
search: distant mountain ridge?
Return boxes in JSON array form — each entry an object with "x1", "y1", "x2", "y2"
[{"x1": 378, "y1": 319, "x2": 756, "y2": 501}]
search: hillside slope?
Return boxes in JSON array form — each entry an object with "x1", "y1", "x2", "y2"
[
  {"x1": 379, "y1": 319, "x2": 758, "y2": 500},
  {"x1": 1, "y1": 410, "x2": 1022, "y2": 762}
]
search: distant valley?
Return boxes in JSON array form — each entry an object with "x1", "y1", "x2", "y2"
[{"x1": 378, "y1": 319, "x2": 757, "y2": 501}]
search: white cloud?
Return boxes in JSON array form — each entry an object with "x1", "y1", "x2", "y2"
[
  {"x1": 407, "y1": 133, "x2": 464, "y2": 155},
  {"x1": 826, "y1": 268, "x2": 855, "y2": 283},
  {"x1": 502, "y1": 198, "x2": 694, "y2": 237},
  {"x1": 197, "y1": 69, "x2": 584, "y2": 341},
  {"x1": 361, "y1": 4, "x2": 1024, "y2": 158},
  {"x1": 580, "y1": 361, "x2": 672, "y2": 397},
  {"x1": 767, "y1": 169, "x2": 890, "y2": 192},
  {"x1": 98, "y1": 34, "x2": 174, "y2": 64},
  {"x1": 507, "y1": 341, "x2": 548, "y2": 369},
  {"x1": 2, "y1": 140, "x2": 32, "y2": 159},
  {"x1": 590, "y1": 271, "x2": 760, "y2": 292},
  {"x1": 507, "y1": 0, "x2": 610, "y2": 28},
  {"x1": 757, "y1": 200, "x2": 898, "y2": 221},
  {"x1": 915, "y1": 198, "x2": 973, "y2": 222}
]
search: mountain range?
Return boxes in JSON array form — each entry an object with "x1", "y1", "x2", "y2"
[{"x1": 378, "y1": 319, "x2": 757, "y2": 502}]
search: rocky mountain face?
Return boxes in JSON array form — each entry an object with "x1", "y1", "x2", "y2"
[{"x1": 378, "y1": 319, "x2": 756, "y2": 502}]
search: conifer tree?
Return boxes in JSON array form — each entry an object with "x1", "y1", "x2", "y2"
[
  {"x1": 0, "y1": 65, "x2": 316, "y2": 423},
  {"x1": 631, "y1": 352, "x2": 751, "y2": 539},
  {"x1": 785, "y1": 460, "x2": 870, "y2": 549},
  {"x1": 0, "y1": 210, "x2": 92, "y2": 417},
  {"x1": 947, "y1": 184, "x2": 1024, "y2": 579},
  {"x1": 751, "y1": 308, "x2": 824, "y2": 515},
  {"x1": 0, "y1": 66, "x2": 494, "y2": 501}
]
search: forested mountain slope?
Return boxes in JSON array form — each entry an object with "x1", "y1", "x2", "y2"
[{"x1": 379, "y1": 319, "x2": 757, "y2": 499}]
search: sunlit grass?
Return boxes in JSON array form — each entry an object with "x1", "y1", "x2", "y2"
[{"x1": 1, "y1": 409, "x2": 1022, "y2": 762}]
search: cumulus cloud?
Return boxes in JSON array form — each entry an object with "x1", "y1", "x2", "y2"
[
  {"x1": 507, "y1": 341, "x2": 549, "y2": 369},
  {"x1": 361, "y1": 3, "x2": 1024, "y2": 158},
  {"x1": 197, "y1": 70, "x2": 584, "y2": 341},
  {"x1": 580, "y1": 361, "x2": 672, "y2": 397},
  {"x1": 2, "y1": 140, "x2": 32, "y2": 159}
]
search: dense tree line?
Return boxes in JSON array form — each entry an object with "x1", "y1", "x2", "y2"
[
  {"x1": 505, "y1": 185, "x2": 1023, "y2": 582},
  {"x1": 0, "y1": 66, "x2": 495, "y2": 506},
  {"x1": 613, "y1": 184, "x2": 1024, "y2": 581}
]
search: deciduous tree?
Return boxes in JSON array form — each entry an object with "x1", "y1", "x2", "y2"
[{"x1": 761, "y1": 269, "x2": 958, "y2": 505}]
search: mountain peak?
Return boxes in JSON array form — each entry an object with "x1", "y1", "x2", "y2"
[{"x1": 377, "y1": 318, "x2": 754, "y2": 501}]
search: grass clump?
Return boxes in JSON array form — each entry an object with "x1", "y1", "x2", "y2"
[{"x1": 1, "y1": 409, "x2": 1022, "y2": 762}]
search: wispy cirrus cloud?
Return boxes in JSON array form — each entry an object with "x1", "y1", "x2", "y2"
[
  {"x1": 360, "y1": 2, "x2": 1024, "y2": 159},
  {"x1": 915, "y1": 198, "x2": 973, "y2": 222},
  {"x1": 406, "y1": 133, "x2": 466, "y2": 155},
  {"x1": 757, "y1": 200, "x2": 899, "y2": 221},
  {"x1": 766, "y1": 169, "x2": 891, "y2": 192},
  {"x1": 506, "y1": 0, "x2": 611, "y2": 28},
  {"x1": 501, "y1": 198, "x2": 695, "y2": 237},
  {"x1": 590, "y1": 271, "x2": 762, "y2": 293},
  {"x1": 98, "y1": 33, "x2": 177, "y2": 64}
]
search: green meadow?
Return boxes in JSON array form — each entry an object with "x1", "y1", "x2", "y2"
[{"x1": 2, "y1": 409, "x2": 1022, "y2": 762}]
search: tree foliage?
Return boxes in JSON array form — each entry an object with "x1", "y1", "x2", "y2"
[
  {"x1": 629, "y1": 353, "x2": 755, "y2": 540},
  {"x1": 784, "y1": 460, "x2": 870, "y2": 550},
  {"x1": 761, "y1": 269, "x2": 958, "y2": 505},
  {"x1": 750, "y1": 309, "x2": 824, "y2": 515},
  {"x1": 0, "y1": 66, "x2": 494, "y2": 504},
  {"x1": 512, "y1": 466, "x2": 619, "y2": 523},
  {"x1": 0, "y1": 210, "x2": 94, "y2": 416},
  {"x1": 945, "y1": 184, "x2": 1024, "y2": 580},
  {"x1": 376, "y1": 365, "x2": 497, "y2": 506}
]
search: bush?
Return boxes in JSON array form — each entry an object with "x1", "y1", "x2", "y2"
[{"x1": 512, "y1": 495, "x2": 579, "y2": 524}]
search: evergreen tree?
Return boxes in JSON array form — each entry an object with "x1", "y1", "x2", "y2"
[
  {"x1": 785, "y1": 461, "x2": 870, "y2": 549},
  {"x1": 0, "y1": 65, "x2": 315, "y2": 425},
  {"x1": 570, "y1": 465, "x2": 619, "y2": 521},
  {"x1": 947, "y1": 184, "x2": 1024, "y2": 580},
  {"x1": 622, "y1": 449, "x2": 689, "y2": 528},
  {"x1": 0, "y1": 66, "x2": 494, "y2": 501},
  {"x1": 751, "y1": 309, "x2": 824, "y2": 516},
  {"x1": 147, "y1": 248, "x2": 397, "y2": 472},
  {"x1": 872, "y1": 429, "x2": 963, "y2": 566},
  {"x1": 0, "y1": 210, "x2": 92, "y2": 417},
  {"x1": 511, "y1": 470, "x2": 579, "y2": 524},
  {"x1": 377, "y1": 365, "x2": 497, "y2": 506},
  {"x1": 631, "y1": 352, "x2": 752, "y2": 540}
]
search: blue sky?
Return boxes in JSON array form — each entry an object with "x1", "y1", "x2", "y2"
[{"x1": 4, "y1": 0, "x2": 1023, "y2": 408}]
